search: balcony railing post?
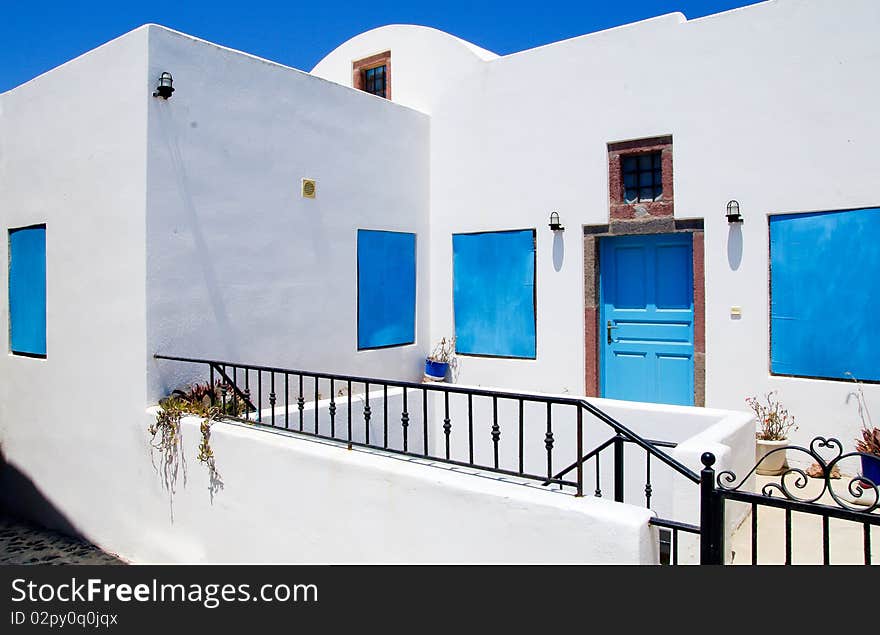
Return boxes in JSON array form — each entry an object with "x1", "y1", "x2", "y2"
[
  {"x1": 614, "y1": 432, "x2": 625, "y2": 503},
  {"x1": 576, "y1": 407, "x2": 583, "y2": 497},
  {"x1": 699, "y1": 452, "x2": 724, "y2": 565}
]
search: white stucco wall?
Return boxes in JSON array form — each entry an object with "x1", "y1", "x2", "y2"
[
  {"x1": 136, "y1": 410, "x2": 657, "y2": 564},
  {"x1": 311, "y1": 24, "x2": 497, "y2": 116},
  {"x1": 311, "y1": 0, "x2": 880, "y2": 450},
  {"x1": 3, "y1": 0, "x2": 876, "y2": 563},
  {"x1": 0, "y1": 28, "x2": 151, "y2": 544},
  {"x1": 0, "y1": 25, "x2": 664, "y2": 564},
  {"x1": 423, "y1": 385, "x2": 753, "y2": 537},
  {"x1": 145, "y1": 26, "x2": 431, "y2": 402}
]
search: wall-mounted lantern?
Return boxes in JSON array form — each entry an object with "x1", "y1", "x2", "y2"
[
  {"x1": 548, "y1": 211, "x2": 565, "y2": 232},
  {"x1": 726, "y1": 200, "x2": 743, "y2": 224},
  {"x1": 153, "y1": 72, "x2": 175, "y2": 99}
]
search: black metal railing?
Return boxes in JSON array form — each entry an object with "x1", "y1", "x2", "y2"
[
  {"x1": 700, "y1": 439, "x2": 880, "y2": 565},
  {"x1": 649, "y1": 516, "x2": 701, "y2": 566},
  {"x1": 156, "y1": 355, "x2": 880, "y2": 565},
  {"x1": 154, "y1": 354, "x2": 699, "y2": 505},
  {"x1": 546, "y1": 436, "x2": 679, "y2": 509}
]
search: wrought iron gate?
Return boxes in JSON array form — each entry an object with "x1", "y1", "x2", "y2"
[{"x1": 699, "y1": 438, "x2": 879, "y2": 565}]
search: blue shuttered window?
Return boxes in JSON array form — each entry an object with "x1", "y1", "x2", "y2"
[
  {"x1": 357, "y1": 229, "x2": 416, "y2": 350},
  {"x1": 9, "y1": 225, "x2": 47, "y2": 357},
  {"x1": 453, "y1": 229, "x2": 536, "y2": 359},
  {"x1": 770, "y1": 208, "x2": 880, "y2": 381}
]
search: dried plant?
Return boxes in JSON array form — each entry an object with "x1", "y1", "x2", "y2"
[
  {"x1": 149, "y1": 397, "x2": 187, "y2": 499},
  {"x1": 856, "y1": 427, "x2": 880, "y2": 457},
  {"x1": 196, "y1": 414, "x2": 223, "y2": 502},
  {"x1": 150, "y1": 380, "x2": 232, "y2": 505},
  {"x1": 846, "y1": 372, "x2": 880, "y2": 457},
  {"x1": 746, "y1": 391, "x2": 797, "y2": 441},
  {"x1": 428, "y1": 337, "x2": 459, "y2": 380},
  {"x1": 428, "y1": 337, "x2": 457, "y2": 363}
]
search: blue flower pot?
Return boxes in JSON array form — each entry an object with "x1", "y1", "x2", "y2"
[
  {"x1": 424, "y1": 359, "x2": 449, "y2": 381},
  {"x1": 860, "y1": 454, "x2": 880, "y2": 486}
]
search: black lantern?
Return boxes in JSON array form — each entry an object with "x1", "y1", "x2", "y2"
[
  {"x1": 153, "y1": 72, "x2": 174, "y2": 99},
  {"x1": 548, "y1": 211, "x2": 565, "y2": 232},
  {"x1": 726, "y1": 200, "x2": 743, "y2": 224}
]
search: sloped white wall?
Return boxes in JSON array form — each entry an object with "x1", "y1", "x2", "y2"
[{"x1": 134, "y1": 411, "x2": 658, "y2": 564}]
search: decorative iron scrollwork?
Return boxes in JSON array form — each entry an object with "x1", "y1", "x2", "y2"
[{"x1": 716, "y1": 436, "x2": 879, "y2": 513}]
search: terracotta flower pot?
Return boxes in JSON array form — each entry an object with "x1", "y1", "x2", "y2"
[{"x1": 755, "y1": 438, "x2": 790, "y2": 476}]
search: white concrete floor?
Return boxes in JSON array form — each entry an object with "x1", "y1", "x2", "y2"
[{"x1": 728, "y1": 473, "x2": 879, "y2": 565}]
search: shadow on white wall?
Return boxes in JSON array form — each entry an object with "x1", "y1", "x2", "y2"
[
  {"x1": 727, "y1": 224, "x2": 743, "y2": 271},
  {"x1": 552, "y1": 232, "x2": 565, "y2": 272}
]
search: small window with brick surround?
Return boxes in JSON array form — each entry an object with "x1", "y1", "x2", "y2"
[
  {"x1": 607, "y1": 136, "x2": 673, "y2": 220},
  {"x1": 622, "y1": 152, "x2": 662, "y2": 203},
  {"x1": 353, "y1": 51, "x2": 391, "y2": 100},
  {"x1": 362, "y1": 65, "x2": 387, "y2": 98}
]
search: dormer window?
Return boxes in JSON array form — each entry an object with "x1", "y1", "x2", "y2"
[
  {"x1": 363, "y1": 65, "x2": 386, "y2": 98},
  {"x1": 352, "y1": 51, "x2": 391, "y2": 100}
]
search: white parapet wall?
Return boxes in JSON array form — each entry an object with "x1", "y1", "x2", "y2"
[
  {"x1": 566, "y1": 397, "x2": 755, "y2": 564},
  {"x1": 669, "y1": 407, "x2": 756, "y2": 564},
  {"x1": 422, "y1": 385, "x2": 755, "y2": 564},
  {"x1": 299, "y1": 382, "x2": 756, "y2": 564},
  {"x1": 137, "y1": 408, "x2": 657, "y2": 564}
]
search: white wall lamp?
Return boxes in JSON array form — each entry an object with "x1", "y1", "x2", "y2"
[
  {"x1": 726, "y1": 200, "x2": 743, "y2": 224},
  {"x1": 153, "y1": 72, "x2": 175, "y2": 99},
  {"x1": 548, "y1": 211, "x2": 565, "y2": 232}
]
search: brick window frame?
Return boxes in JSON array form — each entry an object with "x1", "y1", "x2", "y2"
[
  {"x1": 608, "y1": 135, "x2": 673, "y2": 221},
  {"x1": 352, "y1": 51, "x2": 391, "y2": 100}
]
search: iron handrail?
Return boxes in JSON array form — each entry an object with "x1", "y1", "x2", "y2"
[
  {"x1": 155, "y1": 353, "x2": 587, "y2": 405},
  {"x1": 153, "y1": 353, "x2": 700, "y2": 492},
  {"x1": 548, "y1": 437, "x2": 678, "y2": 485}
]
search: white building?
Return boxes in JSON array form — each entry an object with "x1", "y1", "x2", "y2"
[{"x1": 0, "y1": 0, "x2": 877, "y2": 563}]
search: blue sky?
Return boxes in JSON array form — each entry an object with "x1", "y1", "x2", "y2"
[{"x1": 0, "y1": 0, "x2": 763, "y2": 93}]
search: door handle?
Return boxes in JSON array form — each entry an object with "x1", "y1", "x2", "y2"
[{"x1": 607, "y1": 320, "x2": 618, "y2": 344}]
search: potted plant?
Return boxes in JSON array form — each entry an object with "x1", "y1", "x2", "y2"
[
  {"x1": 424, "y1": 337, "x2": 457, "y2": 382},
  {"x1": 746, "y1": 391, "x2": 797, "y2": 476},
  {"x1": 845, "y1": 372, "x2": 880, "y2": 487},
  {"x1": 855, "y1": 427, "x2": 880, "y2": 486}
]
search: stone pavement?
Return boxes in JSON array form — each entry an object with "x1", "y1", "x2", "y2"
[{"x1": 0, "y1": 516, "x2": 125, "y2": 565}]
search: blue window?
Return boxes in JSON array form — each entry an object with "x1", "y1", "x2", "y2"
[
  {"x1": 453, "y1": 229, "x2": 536, "y2": 359},
  {"x1": 8, "y1": 225, "x2": 47, "y2": 357},
  {"x1": 357, "y1": 229, "x2": 416, "y2": 349},
  {"x1": 770, "y1": 208, "x2": 880, "y2": 381}
]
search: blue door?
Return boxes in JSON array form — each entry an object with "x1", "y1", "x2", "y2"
[{"x1": 599, "y1": 233, "x2": 694, "y2": 406}]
